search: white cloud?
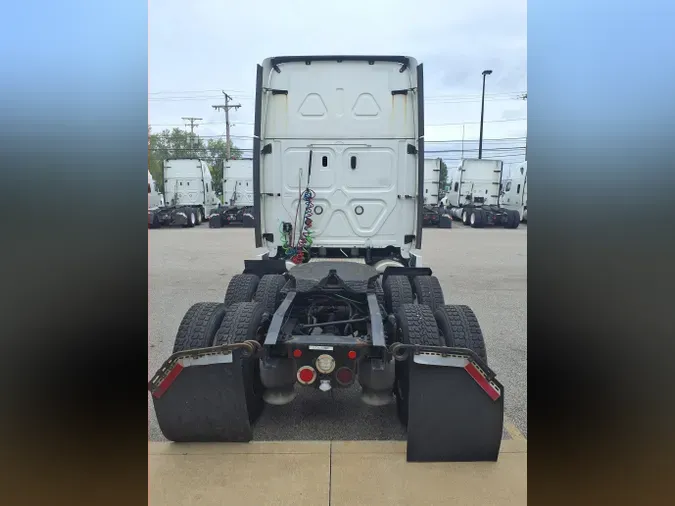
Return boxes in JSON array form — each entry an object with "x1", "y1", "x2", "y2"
[{"x1": 149, "y1": 0, "x2": 526, "y2": 162}]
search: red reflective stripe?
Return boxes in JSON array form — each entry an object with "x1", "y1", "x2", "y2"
[
  {"x1": 152, "y1": 363, "x2": 184, "y2": 399},
  {"x1": 464, "y1": 362, "x2": 500, "y2": 401}
]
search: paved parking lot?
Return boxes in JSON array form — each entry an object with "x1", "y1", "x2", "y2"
[{"x1": 148, "y1": 223, "x2": 527, "y2": 441}]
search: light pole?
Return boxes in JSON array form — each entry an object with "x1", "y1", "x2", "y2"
[{"x1": 478, "y1": 69, "x2": 492, "y2": 159}]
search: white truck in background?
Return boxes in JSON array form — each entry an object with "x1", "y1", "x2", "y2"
[
  {"x1": 422, "y1": 157, "x2": 443, "y2": 227},
  {"x1": 209, "y1": 159, "x2": 255, "y2": 228},
  {"x1": 500, "y1": 161, "x2": 527, "y2": 222},
  {"x1": 148, "y1": 158, "x2": 220, "y2": 228},
  {"x1": 148, "y1": 170, "x2": 164, "y2": 209},
  {"x1": 440, "y1": 158, "x2": 520, "y2": 228},
  {"x1": 423, "y1": 157, "x2": 442, "y2": 206}
]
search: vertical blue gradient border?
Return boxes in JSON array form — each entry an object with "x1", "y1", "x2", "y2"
[
  {"x1": 529, "y1": 0, "x2": 675, "y2": 504},
  {"x1": 0, "y1": 3, "x2": 150, "y2": 506}
]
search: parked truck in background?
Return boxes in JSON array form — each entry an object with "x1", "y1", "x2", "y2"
[
  {"x1": 148, "y1": 158, "x2": 220, "y2": 228},
  {"x1": 148, "y1": 169, "x2": 164, "y2": 210},
  {"x1": 422, "y1": 157, "x2": 442, "y2": 227},
  {"x1": 209, "y1": 159, "x2": 255, "y2": 228},
  {"x1": 500, "y1": 161, "x2": 527, "y2": 223},
  {"x1": 440, "y1": 158, "x2": 520, "y2": 228}
]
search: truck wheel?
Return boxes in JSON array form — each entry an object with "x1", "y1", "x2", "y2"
[
  {"x1": 213, "y1": 302, "x2": 267, "y2": 424},
  {"x1": 462, "y1": 209, "x2": 471, "y2": 225},
  {"x1": 195, "y1": 209, "x2": 202, "y2": 225},
  {"x1": 394, "y1": 304, "x2": 443, "y2": 426},
  {"x1": 224, "y1": 274, "x2": 260, "y2": 307},
  {"x1": 470, "y1": 210, "x2": 484, "y2": 228},
  {"x1": 383, "y1": 275, "x2": 413, "y2": 315},
  {"x1": 254, "y1": 274, "x2": 287, "y2": 315},
  {"x1": 172, "y1": 302, "x2": 228, "y2": 353},
  {"x1": 434, "y1": 305, "x2": 488, "y2": 365},
  {"x1": 184, "y1": 208, "x2": 197, "y2": 228},
  {"x1": 412, "y1": 275, "x2": 445, "y2": 312},
  {"x1": 508, "y1": 210, "x2": 521, "y2": 229}
]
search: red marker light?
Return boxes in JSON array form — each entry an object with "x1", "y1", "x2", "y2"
[
  {"x1": 335, "y1": 367, "x2": 354, "y2": 385},
  {"x1": 293, "y1": 349, "x2": 302, "y2": 358},
  {"x1": 347, "y1": 350, "x2": 357, "y2": 360},
  {"x1": 297, "y1": 366, "x2": 317, "y2": 385}
]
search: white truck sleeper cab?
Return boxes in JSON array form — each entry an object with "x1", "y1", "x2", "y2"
[
  {"x1": 253, "y1": 55, "x2": 425, "y2": 267},
  {"x1": 210, "y1": 159, "x2": 255, "y2": 228},
  {"x1": 148, "y1": 158, "x2": 220, "y2": 228}
]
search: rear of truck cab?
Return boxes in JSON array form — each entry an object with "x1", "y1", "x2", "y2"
[{"x1": 253, "y1": 56, "x2": 425, "y2": 265}]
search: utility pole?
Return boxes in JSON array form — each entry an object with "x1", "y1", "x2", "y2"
[
  {"x1": 478, "y1": 70, "x2": 493, "y2": 159},
  {"x1": 181, "y1": 117, "x2": 202, "y2": 157},
  {"x1": 212, "y1": 91, "x2": 241, "y2": 161}
]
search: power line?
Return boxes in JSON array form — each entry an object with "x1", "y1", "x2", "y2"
[
  {"x1": 148, "y1": 90, "x2": 527, "y2": 103},
  {"x1": 149, "y1": 117, "x2": 528, "y2": 128}
]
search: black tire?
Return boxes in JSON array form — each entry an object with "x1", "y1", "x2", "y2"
[
  {"x1": 434, "y1": 304, "x2": 488, "y2": 365},
  {"x1": 224, "y1": 274, "x2": 260, "y2": 307},
  {"x1": 195, "y1": 208, "x2": 202, "y2": 225},
  {"x1": 383, "y1": 275, "x2": 413, "y2": 315},
  {"x1": 502, "y1": 210, "x2": 513, "y2": 228},
  {"x1": 461, "y1": 208, "x2": 471, "y2": 225},
  {"x1": 470, "y1": 209, "x2": 484, "y2": 228},
  {"x1": 394, "y1": 304, "x2": 443, "y2": 426},
  {"x1": 213, "y1": 302, "x2": 266, "y2": 423},
  {"x1": 184, "y1": 208, "x2": 197, "y2": 228},
  {"x1": 172, "y1": 302, "x2": 228, "y2": 353},
  {"x1": 149, "y1": 214, "x2": 160, "y2": 229},
  {"x1": 509, "y1": 210, "x2": 521, "y2": 229},
  {"x1": 254, "y1": 274, "x2": 287, "y2": 315},
  {"x1": 412, "y1": 275, "x2": 445, "y2": 312}
]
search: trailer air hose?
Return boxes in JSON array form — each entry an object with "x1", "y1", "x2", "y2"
[{"x1": 291, "y1": 188, "x2": 315, "y2": 264}]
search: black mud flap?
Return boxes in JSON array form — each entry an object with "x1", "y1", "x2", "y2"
[
  {"x1": 149, "y1": 346, "x2": 258, "y2": 442},
  {"x1": 406, "y1": 351, "x2": 504, "y2": 462}
]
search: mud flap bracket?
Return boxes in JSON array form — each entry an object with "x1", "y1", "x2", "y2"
[{"x1": 400, "y1": 346, "x2": 504, "y2": 462}]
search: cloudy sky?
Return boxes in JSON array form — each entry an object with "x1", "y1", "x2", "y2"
[{"x1": 149, "y1": 0, "x2": 526, "y2": 175}]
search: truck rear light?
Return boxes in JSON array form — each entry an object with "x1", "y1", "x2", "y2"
[
  {"x1": 335, "y1": 367, "x2": 354, "y2": 386},
  {"x1": 297, "y1": 366, "x2": 317, "y2": 385},
  {"x1": 347, "y1": 350, "x2": 357, "y2": 360},
  {"x1": 292, "y1": 349, "x2": 302, "y2": 358},
  {"x1": 315, "y1": 354, "x2": 336, "y2": 374}
]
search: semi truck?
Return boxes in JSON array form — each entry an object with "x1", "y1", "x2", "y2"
[
  {"x1": 422, "y1": 157, "x2": 442, "y2": 227},
  {"x1": 209, "y1": 159, "x2": 255, "y2": 228},
  {"x1": 148, "y1": 55, "x2": 505, "y2": 462},
  {"x1": 440, "y1": 158, "x2": 520, "y2": 228},
  {"x1": 148, "y1": 158, "x2": 220, "y2": 228},
  {"x1": 148, "y1": 170, "x2": 164, "y2": 209},
  {"x1": 501, "y1": 161, "x2": 527, "y2": 223}
]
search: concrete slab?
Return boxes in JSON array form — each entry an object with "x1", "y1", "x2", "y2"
[
  {"x1": 149, "y1": 443, "x2": 329, "y2": 506},
  {"x1": 149, "y1": 432, "x2": 526, "y2": 506},
  {"x1": 331, "y1": 450, "x2": 526, "y2": 506}
]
